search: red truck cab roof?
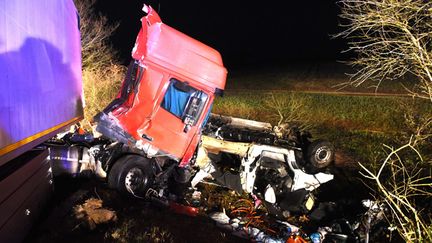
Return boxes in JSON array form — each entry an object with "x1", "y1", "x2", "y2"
[{"x1": 132, "y1": 6, "x2": 227, "y2": 92}]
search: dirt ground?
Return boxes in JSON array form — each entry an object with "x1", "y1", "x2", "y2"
[
  {"x1": 25, "y1": 176, "x2": 252, "y2": 243},
  {"x1": 24, "y1": 154, "x2": 384, "y2": 243}
]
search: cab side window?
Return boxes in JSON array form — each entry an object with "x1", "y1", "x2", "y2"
[{"x1": 161, "y1": 79, "x2": 208, "y2": 125}]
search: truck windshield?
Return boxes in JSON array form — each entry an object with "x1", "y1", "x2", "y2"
[{"x1": 161, "y1": 79, "x2": 208, "y2": 121}]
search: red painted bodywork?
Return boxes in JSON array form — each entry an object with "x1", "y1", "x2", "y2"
[{"x1": 103, "y1": 5, "x2": 227, "y2": 165}]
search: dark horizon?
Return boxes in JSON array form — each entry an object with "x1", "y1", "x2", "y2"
[{"x1": 96, "y1": 0, "x2": 351, "y2": 69}]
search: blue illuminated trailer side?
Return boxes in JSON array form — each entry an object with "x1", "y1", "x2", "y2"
[{"x1": 0, "y1": 0, "x2": 83, "y2": 241}]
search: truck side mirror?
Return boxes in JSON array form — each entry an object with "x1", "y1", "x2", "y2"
[{"x1": 182, "y1": 95, "x2": 203, "y2": 132}]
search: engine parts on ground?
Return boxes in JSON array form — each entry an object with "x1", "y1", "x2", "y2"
[{"x1": 306, "y1": 200, "x2": 390, "y2": 243}]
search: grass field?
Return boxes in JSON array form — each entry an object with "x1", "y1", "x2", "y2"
[
  {"x1": 214, "y1": 91, "x2": 412, "y2": 131},
  {"x1": 213, "y1": 64, "x2": 432, "y2": 165},
  {"x1": 226, "y1": 63, "x2": 417, "y2": 94}
]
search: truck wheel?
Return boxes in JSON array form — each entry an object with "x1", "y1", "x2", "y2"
[
  {"x1": 108, "y1": 154, "x2": 154, "y2": 197},
  {"x1": 305, "y1": 140, "x2": 334, "y2": 172}
]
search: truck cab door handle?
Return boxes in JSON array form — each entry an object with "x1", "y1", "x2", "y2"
[{"x1": 141, "y1": 134, "x2": 153, "y2": 141}]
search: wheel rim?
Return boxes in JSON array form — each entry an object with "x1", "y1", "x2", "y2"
[
  {"x1": 315, "y1": 146, "x2": 331, "y2": 164},
  {"x1": 125, "y1": 167, "x2": 148, "y2": 195}
]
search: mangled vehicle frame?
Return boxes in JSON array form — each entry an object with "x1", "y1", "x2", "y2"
[
  {"x1": 49, "y1": 4, "x2": 336, "y2": 219},
  {"x1": 194, "y1": 115, "x2": 335, "y2": 217}
]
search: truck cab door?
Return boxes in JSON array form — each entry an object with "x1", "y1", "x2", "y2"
[{"x1": 139, "y1": 79, "x2": 209, "y2": 159}]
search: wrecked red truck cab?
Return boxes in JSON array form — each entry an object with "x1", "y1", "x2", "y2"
[{"x1": 96, "y1": 5, "x2": 227, "y2": 166}]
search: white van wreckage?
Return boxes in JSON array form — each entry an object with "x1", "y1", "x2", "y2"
[
  {"x1": 49, "y1": 114, "x2": 335, "y2": 218},
  {"x1": 191, "y1": 114, "x2": 335, "y2": 217}
]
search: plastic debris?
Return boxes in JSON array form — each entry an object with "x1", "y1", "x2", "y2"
[
  {"x1": 169, "y1": 201, "x2": 199, "y2": 217},
  {"x1": 276, "y1": 220, "x2": 300, "y2": 235},
  {"x1": 209, "y1": 211, "x2": 285, "y2": 243},
  {"x1": 191, "y1": 190, "x2": 202, "y2": 207},
  {"x1": 309, "y1": 232, "x2": 322, "y2": 243},
  {"x1": 286, "y1": 234, "x2": 308, "y2": 243}
]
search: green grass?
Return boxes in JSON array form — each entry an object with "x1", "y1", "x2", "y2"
[
  {"x1": 213, "y1": 90, "x2": 431, "y2": 164},
  {"x1": 214, "y1": 91, "x2": 416, "y2": 132},
  {"x1": 227, "y1": 63, "x2": 417, "y2": 94},
  {"x1": 82, "y1": 64, "x2": 125, "y2": 129}
]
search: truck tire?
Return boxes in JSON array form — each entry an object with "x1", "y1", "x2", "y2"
[
  {"x1": 305, "y1": 140, "x2": 334, "y2": 172},
  {"x1": 108, "y1": 154, "x2": 154, "y2": 197}
]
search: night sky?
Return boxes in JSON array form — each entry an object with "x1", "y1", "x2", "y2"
[{"x1": 96, "y1": 1, "x2": 348, "y2": 69}]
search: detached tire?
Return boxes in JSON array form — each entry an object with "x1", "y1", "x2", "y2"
[
  {"x1": 108, "y1": 154, "x2": 154, "y2": 197},
  {"x1": 305, "y1": 140, "x2": 334, "y2": 172}
]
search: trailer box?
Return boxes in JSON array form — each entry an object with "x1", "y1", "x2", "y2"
[{"x1": 0, "y1": 0, "x2": 83, "y2": 241}]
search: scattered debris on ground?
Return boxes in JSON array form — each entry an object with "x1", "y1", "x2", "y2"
[
  {"x1": 109, "y1": 221, "x2": 174, "y2": 243},
  {"x1": 73, "y1": 198, "x2": 117, "y2": 230},
  {"x1": 30, "y1": 114, "x2": 402, "y2": 242}
]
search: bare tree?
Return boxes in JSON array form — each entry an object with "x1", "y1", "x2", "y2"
[
  {"x1": 337, "y1": 0, "x2": 432, "y2": 241},
  {"x1": 264, "y1": 93, "x2": 312, "y2": 130},
  {"x1": 359, "y1": 141, "x2": 432, "y2": 241},
  {"x1": 74, "y1": 0, "x2": 124, "y2": 128},
  {"x1": 74, "y1": 0, "x2": 119, "y2": 70},
  {"x1": 336, "y1": 0, "x2": 432, "y2": 99}
]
